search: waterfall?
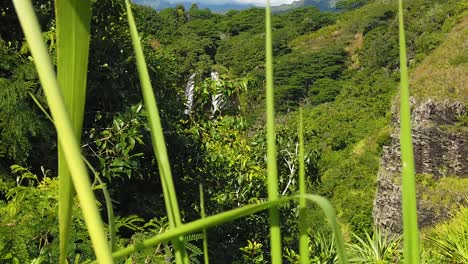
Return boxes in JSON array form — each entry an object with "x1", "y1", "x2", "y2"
[
  {"x1": 184, "y1": 73, "x2": 196, "y2": 115},
  {"x1": 211, "y1": 71, "x2": 225, "y2": 117},
  {"x1": 185, "y1": 71, "x2": 227, "y2": 117}
]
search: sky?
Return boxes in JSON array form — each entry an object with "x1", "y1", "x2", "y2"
[{"x1": 166, "y1": 0, "x2": 296, "y2": 6}]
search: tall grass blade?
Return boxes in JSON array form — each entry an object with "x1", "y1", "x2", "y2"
[
  {"x1": 28, "y1": 91, "x2": 53, "y2": 122},
  {"x1": 83, "y1": 158, "x2": 117, "y2": 251},
  {"x1": 12, "y1": 0, "x2": 113, "y2": 263},
  {"x1": 265, "y1": 1, "x2": 282, "y2": 263},
  {"x1": 98, "y1": 174, "x2": 117, "y2": 251},
  {"x1": 398, "y1": 0, "x2": 420, "y2": 263},
  {"x1": 91, "y1": 194, "x2": 347, "y2": 263},
  {"x1": 200, "y1": 184, "x2": 210, "y2": 264},
  {"x1": 306, "y1": 195, "x2": 348, "y2": 264},
  {"x1": 54, "y1": 0, "x2": 92, "y2": 262},
  {"x1": 298, "y1": 107, "x2": 309, "y2": 264},
  {"x1": 123, "y1": 1, "x2": 188, "y2": 263}
]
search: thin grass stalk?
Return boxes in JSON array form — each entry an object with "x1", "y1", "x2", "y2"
[
  {"x1": 97, "y1": 175, "x2": 117, "y2": 251},
  {"x1": 54, "y1": 0, "x2": 92, "y2": 262},
  {"x1": 11, "y1": 1, "x2": 113, "y2": 263},
  {"x1": 83, "y1": 158, "x2": 117, "y2": 251},
  {"x1": 28, "y1": 91, "x2": 53, "y2": 122},
  {"x1": 90, "y1": 194, "x2": 347, "y2": 263},
  {"x1": 199, "y1": 184, "x2": 209, "y2": 264},
  {"x1": 100, "y1": 173, "x2": 118, "y2": 251},
  {"x1": 398, "y1": 0, "x2": 420, "y2": 263},
  {"x1": 298, "y1": 107, "x2": 309, "y2": 264},
  {"x1": 123, "y1": 1, "x2": 188, "y2": 263},
  {"x1": 265, "y1": 1, "x2": 282, "y2": 263}
]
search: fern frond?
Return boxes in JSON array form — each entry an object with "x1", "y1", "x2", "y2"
[
  {"x1": 184, "y1": 233, "x2": 204, "y2": 242},
  {"x1": 114, "y1": 215, "x2": 145, "y2": 232},
  {"x1": 184, "y1": 242, "x2": 203, "y2": 256}
]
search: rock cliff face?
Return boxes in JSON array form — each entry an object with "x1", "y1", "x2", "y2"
[{"x1": 373, "y1": 99, "x2": 468, "y2": 234}]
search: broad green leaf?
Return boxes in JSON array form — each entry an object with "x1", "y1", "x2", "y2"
[{"x1": 54, "y1": 0, "x2": 92, "y2": 262}]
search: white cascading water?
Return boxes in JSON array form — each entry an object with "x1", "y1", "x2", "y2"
[
  {"x1": 211, "y1": 71, "x2": 224, "y2": 117},
  {"x1": 184, "y1": 73, "x2": 196, "y2": 115}
]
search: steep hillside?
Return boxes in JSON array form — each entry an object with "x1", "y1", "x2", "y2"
[
  {"x1": 272, "y1": 0, "x2": 467, "y2": 235},
  {"x1": 410, "y1": 14, "x2": 468, "y2": 104},
  {"x1": 374, "y1": 13, "x2": 468, "y2": 233}
]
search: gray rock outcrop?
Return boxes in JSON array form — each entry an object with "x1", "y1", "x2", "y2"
[{"x1": 373, "y1": 99, "x2": 468, "y2": 234}]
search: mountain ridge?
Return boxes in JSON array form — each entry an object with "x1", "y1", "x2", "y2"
[
  {"x1": 132, "y1": 0, "x2": 255, "y2": 12},
  {"x1": 272, "y1": 0, "x2": 337, "y2": 12},
  {"x1": 132, "y1": 0, "x2": 337, "y2": 12}
]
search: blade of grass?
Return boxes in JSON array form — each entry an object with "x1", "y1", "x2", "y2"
[
  {"x1": 95, "y1": 175, "x2": 117, "y2": 252},
  {"x1": 54, "y1": 0, "x2": 92, "y2": 262},
  {"x1": 83, "y1": 158, "x2": 117, "y2": 251},
  {"x1": 11, "y1": 1, "x2": 113, "y2": 263},
  {"x1": 398, "y1": 1, "x2": 420, "y2": 263},
  {"x1": 265, "y1": 1, "x2": 282, "y2": 263},
  {"x1": 28, "y1": 91, "x2": 53, "y2": 122},
  {"x1": 298, "y1": 107, "x2": 309, "y2": 264},
  {"x1": 123, "y1": 1, "x2": 188, "y2": 263},
  {"x1": 199, "y1": 184, "x2": 209, "y2": 264},
  {"x1": 90, "y1": 194, "x2": 348, "y2": 263}
]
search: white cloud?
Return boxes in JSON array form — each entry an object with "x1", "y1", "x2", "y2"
[
  {"x1": 237, "y1": 0, "x2": 296, "y2": 6},
  {"x1": 166, "y1": 0, "x2": 296, "y2": 6}
]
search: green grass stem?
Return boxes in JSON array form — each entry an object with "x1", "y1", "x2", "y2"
[
  {"x1": 12, "y1": 0, "x2": 113, "y2": 263},
  {"x1": 83, "y1": 158, "x2": 117, "y2": 251},
  {"x1": 199, "y1": 184, "x2": 209, "y2": 264},
  {"x1": 398, "y1": 1, "x2": 420, "y2": 263},
  {"x1": 123, "y1": 1, "x2": 188, "y2": 263},
  {"x1": 28, "y1": 91, "x2": 53, "y2": 122},
  {"x1": 265, "y1": 1, "x2": 282, "y2": 263},
  {"x1": 298, "y1": 107, "x2": 309, "y2": 264}
]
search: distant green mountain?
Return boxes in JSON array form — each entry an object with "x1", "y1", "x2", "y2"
[
  {"x1": 132, "y1": 0, "x2": 337, "y2": 12},
  {"x1": 271, "y1": 0, "x2": 337, "y2": 13},
  {"x1": 132, "y1": 0, "x2": 255, "y2": 12}
]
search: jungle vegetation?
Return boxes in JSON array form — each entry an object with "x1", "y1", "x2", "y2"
[{"x1": 0, "y1": 0, "x2": 466, "y2": 263}]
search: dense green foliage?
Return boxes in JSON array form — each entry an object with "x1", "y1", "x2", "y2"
[
  {"x1": 0, "y1": 39, "x2": 51, "y2": 163},
  {"x1": 0, "y1": 0, "x2": 466, "y2": 262}
]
